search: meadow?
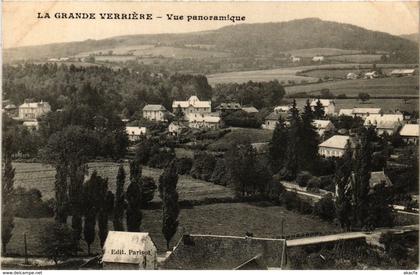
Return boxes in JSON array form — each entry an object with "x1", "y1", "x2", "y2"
[
  {"x1": 326, "y1": 54, "x2": 383, "y2": 63},
  {"x1": 7, "y1": 202, "x2": 339, "y2": 256},
  {"x1": 207, "y1": 128, "x2": 273, "y2": 151},
  {"x1": 285, "y1": 48, "x2": 362, "y2": 57},
  {"x1": 13, "y1": 162, "x2": 235, "y2": 202}
]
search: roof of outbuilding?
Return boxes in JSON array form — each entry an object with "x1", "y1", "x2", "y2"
[
  {"x1": 364, "y1": 114, "x2": 403, "y2": 126},
  {"x1": 173, "y1": 96, "x2": 211, "y2": 109},
  {"x1": 242, "y1": 106, "x2": 259, "y2": 113},
  {"x1": 319, "y1": 135, "x2": 350, "y2": 149},
  {"x1": 310, "y1": 99, "x2": 334, "y2": 107},
  {"x1": 338, "y1": 109, "x2": 354, "y2": 116},
  {"x1": 265, "y1": 111, "x2": 287, "y2": 121},
  {"x1": 126, "y1": 126, "x2": 146, "y2": 135},
  {"x1": 352, "y1": 108, "x2": 381, "y2": 114},
  {"x1": 142, "y1": 104, "x2": 167, "y2": 111},
  {"x1": 312, "y1": 120, "x2": 333, "y2": 129},
  {"x1": 399, "y1": 124, "x2": 419, "y2": 137},
  {"x1": 162, "y1": 234, "x2": 286, "y2": 270},
  {"x1": 215, "y1": 102, "x2": 242, "y2": 110}
]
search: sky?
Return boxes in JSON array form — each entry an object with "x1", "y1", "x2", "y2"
[{"x1": 3, "y1": 1, "x2": 419, "y2": 49}]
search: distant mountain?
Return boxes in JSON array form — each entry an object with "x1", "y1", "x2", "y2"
[
  {"x1": 4, "y1": 18, "x2": 418, "y2": 63},
  {"x1": 400, "y1": 33, "x2": 419, "y2": 43}
]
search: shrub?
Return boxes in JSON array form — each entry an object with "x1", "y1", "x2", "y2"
[
  {"x1": 319, "y1": 175, "x2": 335, "y2": 192},
  {"x1": 175, "y1": 157, "x2": 193, "y2": 175},
  {"x1": 148, "y1": 147, "x2": 175, "y2": 168},
  {"x1": 314, "y1": 194, "x2": 336, "y2": 221},
  {"x1": 307, "y1": 177, "x2": 321, "y2": 193},
  {"x1": 190, "y1": 152, "x2": 216, "y2": 181},
  {"x1": 41, "y1": 223, "x2": 79, "y2": 264},
  {"x1": 280, "y1": 191, "x2": 299, "y2": 210},
  {"x1": 296, "y1": 171, "x2": 312, "y2": 187},
  {"x1": 266, "y1": 180, "x2": 285, "y2": 202},
  {"x1": 298, "y1": 200, "x2": 314, "y2": 215},
  {"x1": 210, "y1": 158, "x2": 229, "y2": 186},
  {"x1": 141, "y1": 176, "x2": 157, "y2": 206},
  {"x1": 13, "y1": 187, "x2": 54, "y2": 218}
]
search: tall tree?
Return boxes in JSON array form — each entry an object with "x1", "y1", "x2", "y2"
[
  {"x1": 126, "y1": 161, "x2": 143, "y2": 232},
  {"x1": 159, "y1": 161, "x2": 179, "y2": 250},
  {"x1": 269, "y1": 116, "x2": 288, "y2": 173},
  {"x1": 334, "y1": 141, "x2": 353, "y2": 230},
  {"x1": 113, "y1": 165, "x2": 126, "y2": 231},
  {"x1": 282, "y1": 100, "x2": 301, "y2": 180},
  {"x1": 352, "y1": 129, "x2": 372, "y2": 228},
  {"x1": 2, "y1": 156, "x2": 15, "y2": 254},
  {"x1": 98, "y1": 181, "x2": 113, "y2": 247},
  {"x1": 313, "y1": 99, "x2": 325, "y2": 119},
  {"x1": 299, "y1": 99, "x2": 320, "y2": 172},
  {"x1": 83, "y1": 171, "x2": 101, "y2": 255}
]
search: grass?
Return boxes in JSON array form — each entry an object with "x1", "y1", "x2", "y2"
[
  {"x1": 207, "y1": 127, "x2": 273, "y2": 151},
  {"x1": 285, "y1": 76, "x2": 419, "y2": 97},
  {"x1": 292, "y1": 98, "x2": 419, "y2": 113},
  {"x1": 13, "y1": 162, "x2": 235, "y2": 202},
  {"x1": 6, "y1": 202, "x2": 339, "y2": 256},
  {"x1": 285, "y1": 48, "x2": 361, "y2": 57},
  {"x1": 327, "y1": 54, "x2": 382, "y2": 63}
]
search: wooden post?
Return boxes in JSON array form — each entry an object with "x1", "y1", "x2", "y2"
[{"x1": 24, "y1": 233, "x2": 28, "y2": 265}]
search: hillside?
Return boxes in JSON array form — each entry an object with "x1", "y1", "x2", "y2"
[
  {"x1": 4, "y1": 18, "x2": 418, "y2": 63},
  {"x1": 400, "y1": 33, "x2": 419, "y2": 43}
]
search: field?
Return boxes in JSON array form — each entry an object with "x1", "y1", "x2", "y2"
[
  {"x1": 13, "y1": 162, "x2": 235, "y2": 202},
  {"x1": 285, "y1": 48, "x2": 361, "y2": 57},
  {"x1": 6, "y1": 202, "x2": 339, "y2": 256},
  {"x1": 207, "y1": 128, "x2": 273, "y2": 151},
  {"x1": 206, "y1": 63, "x2": 417, "y2": 86},
  {"x1": 326, "y1": 54, "x2": 382, "y2": 63},
  {"x1": 285, "y1": 76, "x2": 419, "y2": 97}
]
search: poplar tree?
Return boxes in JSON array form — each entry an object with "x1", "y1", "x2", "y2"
[
  {"x1": 2, "y1": 156, "x2": 15, "y2": 254},
  {"x1": 282, "y1": 99, "x2": 301, "y2": 180},
  {"x1": 126, "y1": 161, "x2": 143, "y2": 232},
  {"x1": 83, "y1": 171, "x2": 99, "y2": 255},
  {"x1": 269, "y1": 116, "x2": 288, "y2": 173},
  {"x1": 335, "y1": 141, "x2": 353, "y2": 230},
  {"x1": 159, "y1": 161, "x2": 179, "y2": 250},
  {"x1": 113, "y1": 165, "x2": 126, "y2": 231},
  {"x1": 98, "y1": 181, "x2": 113, "y2": 247},
  {"x1": 313, "y1": 98, "x2": 325, "y2": 119},
  {"x1": 300, "y1": 99, "x2": 320, "y2": 172}
]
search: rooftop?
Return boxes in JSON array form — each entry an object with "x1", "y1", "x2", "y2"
[
  {"x1": 313, "y1": 119, "x2": 333, "y2": 129},
  {"x1": 143, "y1": 104, "x2": 167, "y2": 111},
  {"x1": 310, "y1": 99, "x2": 334, "y2": 107},
  {"x1": 319, "y1": 135, "x2": 350, "y2": 149},
  {"x1": 173, "y1": 96, "x2": 211, "y2": 109},
  {"x1": 352, "y1": 108, "x2": 381, "y2": 115},
  {"x1": 399, "y1": 124, "x2": 419, "y2": 137},
  {"x1": 242, "y1": 106, "x2": 259, "y2": 113}
]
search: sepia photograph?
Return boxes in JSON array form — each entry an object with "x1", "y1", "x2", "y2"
[{"x1": 1, "y1": 1, "x2": 419, "y2": 271}]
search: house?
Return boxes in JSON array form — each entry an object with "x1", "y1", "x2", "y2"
[
  {"x1": 162, "y1": 234, "x2": 287, "y2": 270},
  {"x1": 126, "y1": 126, "x2": 146, "y2": 141},
  {"x1": 102, "y1": 231, "x2": 157, "y2": 270},
  {"x1": 399, "y1": 124, "x2": 419, "y2": 144},
  {"x1": 242, "y1": 106, "x2": 259, "y2": 113},
  {"x1": 215, "y1": 102, "x2": 242, "y2": 113},
  {"x1": 312, "y1": 56, "x2": 325, "y2": 62},
  {"x1": 318, "y1": 135, "x2": 351, "y2": 158},
  {"x1": 290, "y1": 56, "x2": 301, "y2": 63},
  {"x1": 173, "y1": 96, "x2": 211, "y2": 122},
  {"x1": 310, "y1": 99, "x2": 336, "y2": 115},
  {"x1": 263, "y1": 112, "x2": 287, "y2": 130},
  {"x1": 364, "y1": 71, "x2": 379, "y2": 79},
  {"x1": 364, "y1": 114, "x2": 404, "y2": 135},
  {"x1": 312, "y1": 120, "x2": 335, "y2": 137},
  {"x1": 274, "y1": 106, "x2": 290, "y2": 113},
  {"x1": 346, "y1": 72, "x2": 358, "y2": 80},
  {"x1": 189, "y1": 114, "x2": 220, "y2": 130},
  {"x1": 390, "y1": 69, "x2": 416, "y2": 77},
  {"x1": 142, "y1": 104, "x2": 167, "y2": 122},
  {"x1": 18, "y1": 101, "x2": 51, "y2": 120},
  {"x1": 168, "y1": 121, "x2": 189, "y2": 136},
  {"x1": 352, "y1": 108, "x2": 382, "y2": 119},
  {"x1": 338, "y1": 109, "x2": 354, "y2": 116}
]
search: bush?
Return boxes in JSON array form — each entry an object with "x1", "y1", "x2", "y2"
[
  {"x1": 148, "y1": 147, "x2": 175, "y2": 168},
  {"x1": 307, "y1": 177, "x2": 321, "y2": 193},
  {"x1": 210, "y1": 158, "x2": 229, "y2": 186},
  {"x1": 296, "y1": 171, "x2": 312, "y2": 187},
  {"x1": 266, "y1": 180, "x2": 285, "y2": 202},
  {"x1": 141, "y1": 176, "x2": 157, "y2": 206},
  {"x1": 13, "y1": 187, "x2": 54, "y2": 218},
  {"x1": 41, "y1": 223, "x2": 79, "y2": 264},
  {"x1": 190, "y1": 151, "x2": 216, "y2": 181},
  {"x1": 319, "y1": 175, "x2": 335, "y2": 192},
  {"x1": 175, "y1": 157, "x2": 193, "y2": 175},
  {"x1": 314, "y1": 194, "x2": 336, "y2": 221},
  {"x1": 222, "y1": 110, "x2": 262, "y2": 128},
  {"x1": 280, "y1": 191, "x2": 299, "y2": 210},
  {"x1": 298, "y1": 200, "x2": 314, "y2": 215}
]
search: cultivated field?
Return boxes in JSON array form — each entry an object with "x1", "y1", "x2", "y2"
[
  {"x1": 7, "y1": 202, "x2": 339, "y2": 255},
  {"x1": 285, "y1": 48, "x2": 362, "y2": 57},
  {"x1": 13, "y1": 162, "x2": 235, "y2": 202},
  {"x1": 326, "y1": 54, "x2": 383, "y2": 63},
  {"x1": 207, "y1": 128, "x2": 273, "y2": 151},
  {"x1": 285, "y1": 76, "x2": 419, "y2": 97}
]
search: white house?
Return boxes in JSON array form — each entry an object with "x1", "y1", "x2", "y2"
[
  {"x1": 22, "y1": 121, "x2": 39, "y2": 130},
  {"x1": 364, "y1": 71, "x2": 379, "y2": 79},
  {"x1": 102, "y1": 231, "x2": 157, "y2": 270},
  {"x1": 168, "y1": 121, "x2": 188, "y2": 136},
  {"x1": 172, "y1": 96, "x2": 211, "y2": 122},
  {"x1": 390, "y1": 69, "x2": 416, "y2": 77},
  {"x1": 312, "y1": 56, "x2": 325, "y2": 62},
  {"x1": 263, "y1": 111, "x2": 287, "y2": 130},
  {"x1": 338, "y1": 109, "x2": 354, "y2": 116},
  {"x1": 352, "y1": 108, "x2": 382, "y2": 119},
  {"x1": 18, "y1": 101, "x2": 51, "y2": 120},
  {"x1": 399, "y1": 124, "x2": 419, "y2": 144},
  {"x1": 126, "y1": 126, "x2": 146, "y2": 141},
  {"x1": 310, "y1": 99, "x2": 336, "y2": 115},
  {"x1": 312, "y1": 120, "x2": 335, "y2": 137},
  {"x1": 142, "y1": 104, "x2": 167, "y2": 122},
  {"x1": 318, "y1": 135, "x2": 350, "y2": 158},
  {"x1": 189, "y1": 114, "x2": 220, "y2": 130},
  {"x1": 274, "y1": 105, "x2": 290, "y2": 113},
  {"x1": 364, "y1": 114, "x2": 404, "y2": 135},
  {"x1": 346, "y1": 72, "x2": 358, "y2": 80},
  {"x1": 291, "y1": 56, "x2": 301, "y2": 63}
]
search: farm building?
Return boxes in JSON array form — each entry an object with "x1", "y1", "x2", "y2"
[
  {"x1": 338, "y1": 108, "x2": 354, "y2": 116},
  {"x1": 102, "y1": 231, "x2": 157, "y2": 270},
  {"x1": 168, "y1": 121, "x2": 189, "y2": 135},
  {"x1": 364, "y1": 114, "x2": 404, "y2": 135},
  {"x1": 312, "y1": 119, "x2": 335, "y2": 137},
  {"x1": 312, "y1": 56, "x2": 325, "y2": 62},
  {"x1": 346, "y1": 72, "x2": 358, "y2": 80},
  {"x1": 189, "y1": 113, "x2": 221, "y2": 130},
  {"x1": 399, "y1": 124, "x2": 419, "y2": 144},
  {"x1": 215, "y1": 102, "x2": 242, "y2": 113},
  {"x1": 18, "y1": 101, "x2": 51, "y2": 120},
  {"x1": 352, "y1": 108, "x2": 382, "y2": 119},
  {"x1": 390, "y1": 69, "x2": 416, "y2": 77},
  {"x1": 263, "y1": 111, "x2": 287, "y2": 130},
  {"x1": 310, "y1": 99, "x2": 336, "y2": 115},
  {"x1": 364, "y1": 71, "x2": 379, "y2": 79},
  {"x1": 173, "y1": 96, "x2": 212, "y2": 122},
  {"x1": 290, "y1": 56, "x2": 301, "y2": 63},
  {"x1": 242, "y1": 106, "x2": 259, "y2": 113},
  {"x1": 162, "y1": 234, "x2": 287, "y2": 270},
  {"x1": 274, "y1": 105, "x2": 290, "y2": 113},
  {"x1": 142, "y1": 104, "x2": 168, "y2": 122},
  {"x1": 318, "y1": 135, "x2": 351, "y2": 158},
  {"x1": 126, "y1": 126, "x2": 146, "y2": 141}
]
